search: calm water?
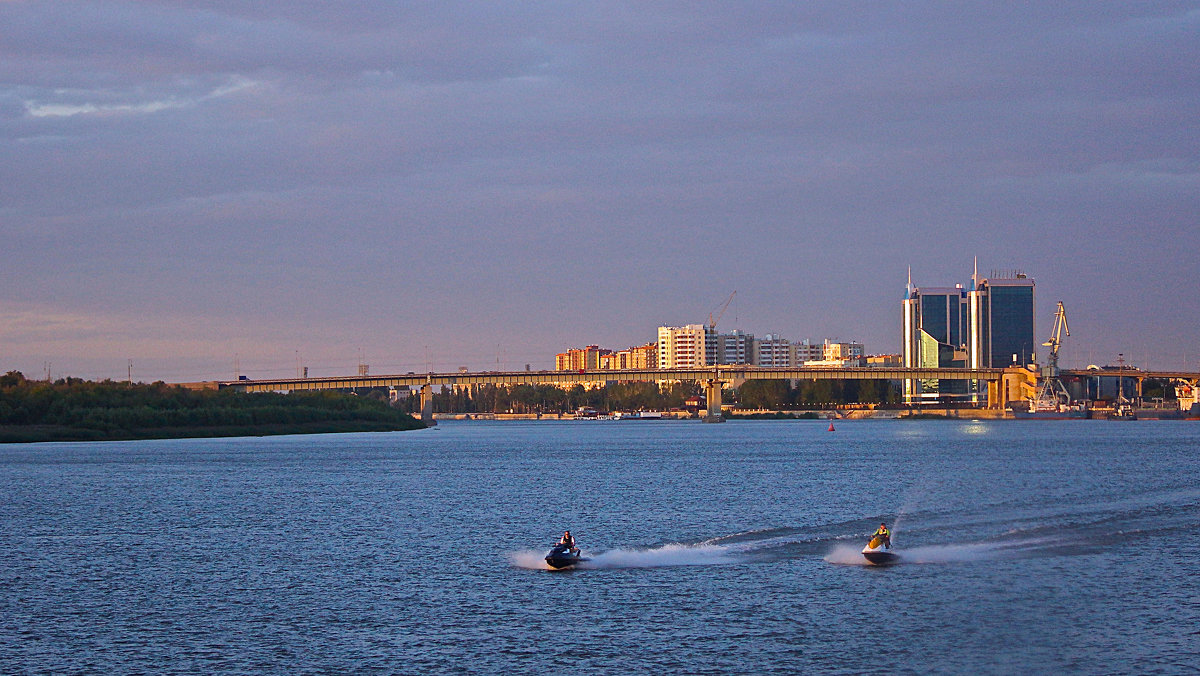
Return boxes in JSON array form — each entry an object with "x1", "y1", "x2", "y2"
[{"x1": 1, "y1": 420, "x2": 1198, "y2": 674}]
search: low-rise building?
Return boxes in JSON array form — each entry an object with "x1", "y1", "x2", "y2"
[
  {"x1": 555, "y1": 345, "x2": 611, "y2": 371},
  {"x1": 823, "y1": 339, "x2": 865, "y2": 361},
  {"x1": 866, "y1": 354, "x2": 902, "y2": 367},
  {"x1": 803, "y1": 358, "x2": 866, "y2": 368},
  {"x1": 599, "y1": 342, "x2": 658, "y2": 370}
]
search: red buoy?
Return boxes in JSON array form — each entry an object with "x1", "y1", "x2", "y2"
[{"x1": 828, "y1": 421, "x2": 835, "y2": 432}]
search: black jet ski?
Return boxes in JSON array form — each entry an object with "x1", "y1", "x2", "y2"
[
  {"x1": 862, "y1": 534, "x2": 899, "y2": 565},
  {"x1": 545, "y1": 543, "x2": 587, "y2": 569}
]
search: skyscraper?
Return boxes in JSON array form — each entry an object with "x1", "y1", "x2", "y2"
[
  {"x1": 903, "y1": 262, "x2": 1035, "y2": 403},
  {"x1": 967, "y1": 268, "x2": 1036, "y2": 369},
  {"x1": 903, "y1": 272, "x2": 969, "y2": 402}
]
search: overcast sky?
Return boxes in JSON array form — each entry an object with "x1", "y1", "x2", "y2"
[{"x1": 2, "y1": 1, "x2": 1198, "y2": 381}]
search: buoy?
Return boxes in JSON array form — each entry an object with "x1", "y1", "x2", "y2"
[{"x1": 828, "y1": 421, "x2": 835, "y2": 432}]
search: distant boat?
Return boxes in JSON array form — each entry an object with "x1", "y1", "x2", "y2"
[
  {"x1": 1106, "y1": 404, "x2": 1137, "y2": 421},
  {"x1": 613, "y1": 411, "x2": 663, "y2": 420},
  {"x1": 1013, "y1": 403, "x2": 1089, "y2": 420}
]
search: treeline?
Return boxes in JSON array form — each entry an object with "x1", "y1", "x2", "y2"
[
  {"x1": 407, "y1": 381, "x2": 702, "y2": 415},
  {"x1": 402, "y1": 379, "x2": 901, "y2": 414},
  {"x1": 736, "y1": 379, "x2": 901, "y2": 408},
  {"x1": 0, "y1": 371, "x2": 424, "y2": 442}
]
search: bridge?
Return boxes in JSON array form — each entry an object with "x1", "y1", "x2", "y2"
[
  {"x1": 1060, "y1": 369, "x2": 1200, "y2": 400},
  {"x1": 1061, "y1": 369, "x2": 1199, "y2": 381},
  {"x1": 221, "y1": 366, "x2": 1023, "y2": 423}
]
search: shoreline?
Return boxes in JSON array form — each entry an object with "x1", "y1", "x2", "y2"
[
  {"x1": 0, "y1": 420, "x2": 427, "y2": 444},
  {"x1": 432, "y1": 408, "x2": 1196, "y2": 422}
]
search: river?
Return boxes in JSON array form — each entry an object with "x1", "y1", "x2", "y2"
[{"x1": 1, "y1": 420, "x2": 1197, "y2": 674}]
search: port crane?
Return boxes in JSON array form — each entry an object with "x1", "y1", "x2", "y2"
[{"x1": 1035, "y1": 301, "x2": 1072, "y2": 410}]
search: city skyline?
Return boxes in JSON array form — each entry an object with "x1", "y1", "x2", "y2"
[{"x1": 3, "y1": 3, "x2": 1198, "y2": 382}]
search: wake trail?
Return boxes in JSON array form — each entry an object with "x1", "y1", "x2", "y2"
[
  {"x1": 824, "y1": 536, "x2": 1061, "y2": 566},
  {"x1": 508, "y1": 543, "x2": 740, "y2": 571}
]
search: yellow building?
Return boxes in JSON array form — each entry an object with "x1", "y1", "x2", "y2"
[
  {"x1": 555, "y1": 345, "x2": 611, "y2": 371},
  {"x1": 600, "y1": 342, "x2": 658, "y2": 370}
]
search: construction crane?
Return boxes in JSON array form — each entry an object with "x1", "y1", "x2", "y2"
[
  {"x1": 1035, "y1": 301, "x2": 1072, "y2": 409},
  {"x1": 707, "y1": 291, "x2": 737, "y2": 329}
]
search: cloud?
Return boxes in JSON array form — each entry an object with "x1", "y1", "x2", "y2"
[
  {"x1": 2, "y1": 2, "x2": 1198, "y2": 379},
  {"x1": 21, "y1": 75, "x2": 259, "y2": 118}
]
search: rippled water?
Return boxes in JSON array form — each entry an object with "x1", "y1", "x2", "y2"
[{"x1": 2, "y1": 420, "x2": 1198, "y2": 674}]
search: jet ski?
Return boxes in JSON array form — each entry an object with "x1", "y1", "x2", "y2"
[
  {"x1": 862, "y1": 534, "x2": 899, "y2": 565},
  {"x1": 544, "y1": 543, "x2": 587, "y2": 569}
]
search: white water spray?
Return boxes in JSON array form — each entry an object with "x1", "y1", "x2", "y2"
[
  {"x1": 824, "y1": 535, "x2": 1059, "y2": 566},
  {"x1": 509, "y1": 543, "x2": 739, "y2": 571}
]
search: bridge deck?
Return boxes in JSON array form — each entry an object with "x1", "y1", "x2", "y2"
[{"x1": 223, "y1": 366, "x2": 1014, "y2": 393}]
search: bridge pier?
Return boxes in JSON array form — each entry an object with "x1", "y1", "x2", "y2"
[
  {"x1": 420, "y1": 383, "x2": 435, "y2": 425},
  {"x1": 991, "y1": 368, "x2": 1039, "y2": 409},
  {"x1": 702, "y1": 378, "x2": 725, "y2": 423}
]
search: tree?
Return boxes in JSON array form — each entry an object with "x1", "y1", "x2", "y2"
[
  {"x1": 0, "y1": 371, "x2": 27, "y2": 388},
  {"x1": 737, "y1": 380, "x2": 788, "y2": 409}
]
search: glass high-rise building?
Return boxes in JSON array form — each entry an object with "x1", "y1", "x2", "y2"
[
  {"x1": 904, "y1": 264, "x2": 1035, "y2": 403},
  {"x1": 968, "y1": 276, "x2": 1036, "y2": 368},
  {"x1": 902, "y1": 276, "x2": 969, "y2": 402}
]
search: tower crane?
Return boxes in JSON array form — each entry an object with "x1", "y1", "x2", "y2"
[
  {"x1": 1035, "y1": 301, "x2": 1072, "y2": 410},
  {"x1": 707, "y1": 290, "x2": 737, "y2": 329}
]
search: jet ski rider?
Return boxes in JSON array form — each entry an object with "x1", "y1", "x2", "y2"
[
  {"x1": 558, "y1": 530, "x2": 578, "y2": 555},
  {"x1": 873, "y1": 523, "x2": 891, "y2": 549}
]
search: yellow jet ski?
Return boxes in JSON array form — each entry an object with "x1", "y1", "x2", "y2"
[{"x1": 862, "y1": 533, "x2": 899, "y2": 565}]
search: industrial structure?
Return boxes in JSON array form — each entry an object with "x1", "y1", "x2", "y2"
[{"x1": 1033, "y1": 301, "x2": 1072, "y2": 412}]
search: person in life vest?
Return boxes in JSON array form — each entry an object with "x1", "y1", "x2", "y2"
[
  {"x1": 558, "y1": 530, "x2": 578, "y2": 555},
  {"x1": 873, "y1": 523, "x2": 891, "y2": 549}
]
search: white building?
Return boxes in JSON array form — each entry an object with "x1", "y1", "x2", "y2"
[
  {"x1": 755, "y1": 334, "x2": 792, "y2": 367},
  {"x1": 657, "y1": 324, "x2": 716, "y2": 369},
  {"x1": 716, "y1": 330, "x2": 755, "y2": 365}
]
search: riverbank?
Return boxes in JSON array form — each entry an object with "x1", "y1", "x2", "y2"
[
  {"x1": 0, "y1": 420, "x2": 424, "y2": 443},
  {"x1": 432, "y1": 408, "x2": 1012, "y2": 421},
  {"x1": 0, "y1": 372, "x2": 424, "y2": 443},
  {"x1": 432, "y1": 407, "x2": 1195, "y2": 421}
]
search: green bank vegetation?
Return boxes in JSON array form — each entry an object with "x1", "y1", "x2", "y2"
[
  {"x1": 401, "y1": 379, "x2": 901, "y2": 415},
  {"x1": 0, "y1": 371, "x2": 424, "y2": 443}
]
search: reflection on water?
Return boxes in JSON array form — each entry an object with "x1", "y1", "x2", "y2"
[{"x1": 960, "y1": 420, "x2": 989, "y2": 435}]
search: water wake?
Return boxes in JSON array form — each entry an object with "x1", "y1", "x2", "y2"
[
  {"x1": 509, "y1": 543, "x2": 739, "y2": 571},
  {"x1": 896, "y1": 541, "x2": 1010, "y2": 564},
  {"x1": 508, "y1": 550, "x2": 557, "y2": 570},
  {"x1": 824, "y1": 536, "x2": 1060, "y2": 566},
  {"x1": 584, "y1": 543, "x2": 737, "y2": 569},
  {"x1": 824, "y1": 543, "x2": 878, "y2": 566}
]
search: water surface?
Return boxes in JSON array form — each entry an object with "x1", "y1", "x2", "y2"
[{"x1": 2, "y1": 420, "x2": 1197, "y2": 673}]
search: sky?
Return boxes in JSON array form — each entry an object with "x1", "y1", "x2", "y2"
[{"x1": 2, "y1": 1, "x2": 1198, "y2": 382}]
